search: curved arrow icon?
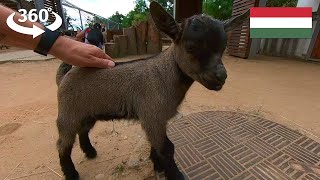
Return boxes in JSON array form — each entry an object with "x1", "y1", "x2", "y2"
[
  {"x1": 46, "y1": 11, "x2": 62, "y2": 31},
  {"x1": 6, "y1": 13, "x2": 45, "y2": 38}
]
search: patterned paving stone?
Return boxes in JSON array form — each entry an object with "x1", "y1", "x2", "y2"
[{"x1": 167, "y1": 111, "x2": 320, "y2": 179}]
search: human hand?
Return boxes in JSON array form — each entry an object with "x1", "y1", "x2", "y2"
[{"x1": 50, "y1": 36, "x2": 115, "y2": 68}]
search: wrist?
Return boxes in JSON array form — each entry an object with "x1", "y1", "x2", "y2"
[
  {"x1": 34, "y1": 28, "x2": 61, "y2": 56},
  {"x1": 49, "y1": 36, "x2": 65, "y2": 57}
]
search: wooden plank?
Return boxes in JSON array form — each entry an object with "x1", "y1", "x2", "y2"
[
  {"x1": 147, "y1": 16, "x2": 162, "y2": 54},
  {"x1": 311, "y1": 32, "x2": 320, "y2": 58},
  {"x1": 105, "y1": 43, "x2": 119, "y2": 58},
  {"x1": 175, "y1": 0, "x2": 202, "y2": 22},
  {"x1": 280, "y1": 39, "x2": 290, "y2": 56},
  {"x1": 290, "y1": 39, "x2": 299, "y2": 57},
  {"x1": 233, "y1": 1, "x2": 255, "y2": 10},
  {"x1": 113, "y1": 35, "x2": 128, "y2": 58},
  {"x1": 135, "y1": 21, "x2": 148, "y2": 55},
  {"x1": 228, "y1": 0, "x2": 257, "y2": 59},
  {"x1": 123, "y1": 27, "x2": 138, "y2": 55}
]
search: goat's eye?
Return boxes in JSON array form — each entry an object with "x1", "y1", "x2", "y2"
[{"x1": 185, "y1": 41, "x2": 200, "y2": 53}]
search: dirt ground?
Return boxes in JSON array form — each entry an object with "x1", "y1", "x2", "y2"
[
  {"x1": 0, "y1": 55, "x2": 320, "y2": 180},
  {"x1": 0, "y1": 46, "x2": 25, "y2": 54}
]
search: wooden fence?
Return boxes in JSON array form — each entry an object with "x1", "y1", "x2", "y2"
[{"x1": 227, "y1": 0, "x2": 260, "y2": 58}]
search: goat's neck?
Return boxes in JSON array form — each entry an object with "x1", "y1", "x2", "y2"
[{"x1": 153, "y1": 46, "x2": 194, "y2": 103}]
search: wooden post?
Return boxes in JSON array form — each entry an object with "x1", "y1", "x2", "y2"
[
  {"x1": 147, "y1": 16, "x2": 162, "y2": 54},
  {"x1": 175, "y1": 0, "x2": 202, "y2": 22},
  {"x1": 135, "y1": 21, "x2": 148, "y2": 55},
  {"x1": 55, "y1": 0, "x2": 66, "y2": 30},
  {"x1": 105, "y1": 43, "x2": 119, "y2": 58},
  {"x1": 123, "y1": 27, "x2": 138, "y2": 55},
  {"x1": 114, "y1": 35, "x2": 128, "y2": 58},
  {"x1": 78, "y1": 9, "x2": 84, "y2": 30}
]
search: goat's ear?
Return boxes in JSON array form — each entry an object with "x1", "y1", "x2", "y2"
[
  {"x1": 150, "y1": 1, "x2": 181, "y2": 41},
  {"x1": 224, "y1": 10, "x2": 250, "y2": 32}
]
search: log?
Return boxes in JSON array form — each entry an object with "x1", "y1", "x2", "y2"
[
  {"x1": 123, "y1": 27, "x2": 138, "y2": 55},
  {"x1": 147, "y1": 16, "x2": 162, "y2": 54},
  {"x1": 134, "y1": 21, "x2": 147, "y2": 55},
  {"x1": 106, "y1": 29, "x2": 123, "y2": 42},
  {"x1": 114, "y1": 35, "x2": 128, "y2": 58},
  {"x1": 105, "y1": 43, "x2": 119, "y2": 58}
]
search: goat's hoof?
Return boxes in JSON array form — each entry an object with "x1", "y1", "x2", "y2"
[
  {"x1": 153, "y1": 164, "x2": 164, "y2": 172},
  {"x1": 65, "y1": 171, "x2": 79, "y2": 180},
  {"x1": 167, "y1": 171, "x2": 188, "y2": 180},
  {"x1": 85, "y1": 148, "x2": 97, "y2": 159}
]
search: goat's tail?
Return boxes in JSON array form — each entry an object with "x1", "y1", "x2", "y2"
[{"x1": 56, "y1": 63, "x2": 72, "y2": 86}]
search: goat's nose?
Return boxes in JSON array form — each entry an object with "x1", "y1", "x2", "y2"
[{"x1": 216, "y1": 65, "x2": 227, "y2": 83}]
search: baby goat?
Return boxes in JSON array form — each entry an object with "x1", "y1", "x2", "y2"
[{"x1": 55, "y1": 2, "x2": 249, "y2": 180}]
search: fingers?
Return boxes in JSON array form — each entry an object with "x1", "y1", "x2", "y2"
[
  {"x1": 104, "y1": 52, "x2": 113, "y2": 61},
  {"x1": 91, "y1": 57, "x2": 115, "y2": 68}
]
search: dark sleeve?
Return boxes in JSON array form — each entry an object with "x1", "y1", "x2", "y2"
[{"x1": 100, "y1": 32, "x2": 104, "y2": 43}]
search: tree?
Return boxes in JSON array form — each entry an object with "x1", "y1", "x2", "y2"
[
  {"x1": 109, "y1": 11, "x2": 125, "y2": 24},
  {"x1": 203, "y1": 0, "x2": 233, "y2": 20},
  {"x1": 108, "y1": 0, "x2": 175, "y2": 28},
  {"x1": 202, "y1": 0, "x2": 298, "y2": 20},
  {"x1": 149, "y1": 0, "x2": 174, "y2": 15},
  {"x1": 267, "y1": 0, "x2": 298, "y2": 7}
]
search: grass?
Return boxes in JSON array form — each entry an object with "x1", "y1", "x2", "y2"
[{"x1": 113, "y1": 163, "x2": 125, "y2": 175}]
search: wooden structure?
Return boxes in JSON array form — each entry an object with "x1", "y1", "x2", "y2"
[
  {"x1": 230, "y1": 0, "x2": 320, "y2": 61},
  {"x1": 34, "y1": 0, "x2": 66, "y2": 29},
  {"x1": 228, "y1": 0, "x2": 259, "y2": 58},
  {"x1": 249, "y1": 0, "x2": 320, "y2": 61},
  {"x1": 174, "y1": 0, "x2": 202, "y2": 22},
  {"x1": 105, "y1": 16, "x2": 162, "y2": 58},
  {"x1": 135, "y1": 21, "x2": 148, "y2": 55},
  {"x1": 2, "y1": 0, "x2": 19, "y2": 10},
  {"x1": 307, "y1": 10, "x2": 320, "y2": 61},
  {"x1": 123, "y1": 27, "x2": 138, "y2": 55},
  {"x1": 1, "y1": 0, "x2": 35, "y2": 11},
  {"x1": 2, "y1": 0, "x2": 65, "y2": 29}
]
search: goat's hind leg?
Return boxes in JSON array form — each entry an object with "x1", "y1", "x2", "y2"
[
  {"x1": 57, "y1": 118, "x2": 78, "y2": 180},
  {"x1": 79, "y1": 118, "x2": 97, "y2": 159}
]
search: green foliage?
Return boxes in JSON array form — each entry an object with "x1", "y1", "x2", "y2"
[
  {"x1": 203, "y1": 0, "x2": 233, "y2": 20},
  {"x1": 267, "y1": 0, "x2": 298, "y2": 7},
  {"x1": 107, "y1": 0, "x2": 173, "y2": 28},
  {"x1": 202, "y1": 0, "x2": 298, "y2": 20},
  {"x1": 150, "y1": 0, "x2": 174, "y2": 15},
  {"x1": 109, "y1": 11, "x2": 125, "y2": 24}
]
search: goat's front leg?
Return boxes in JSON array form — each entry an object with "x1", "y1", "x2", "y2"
[{"x1": 141, "y1": 121, "x2": 185, "y2": 180}]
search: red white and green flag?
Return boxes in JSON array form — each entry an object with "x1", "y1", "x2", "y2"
[{"x1": 250, "y1": 7, "x2": 313, "y2": 38}]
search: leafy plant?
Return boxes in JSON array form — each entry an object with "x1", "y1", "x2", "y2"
[
  {"x1": 203, "y1": 0, "x2": 233, "y2": 20},
  {"x1": 267, "y1": 0, "x2": 298, "y2": 7}
]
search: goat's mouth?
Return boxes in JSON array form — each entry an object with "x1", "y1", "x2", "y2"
[
  {"x1": 204, "y1": 83, "x2": 224, "y2": 91},
  {"x1": 199, "y1": 79, "x2": 225, "y2": 91},
  {"x1": 197, "y1": 74, "x2": 225, "y2": 91}
]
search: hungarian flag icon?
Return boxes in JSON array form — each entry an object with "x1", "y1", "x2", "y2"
[{"x1": 250, "y1": 7, "x2": 313, "y2": 38}]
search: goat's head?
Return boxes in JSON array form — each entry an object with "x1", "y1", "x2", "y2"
[{"x1": 150, "y1": 2, "x2": 249, "y2": 91}]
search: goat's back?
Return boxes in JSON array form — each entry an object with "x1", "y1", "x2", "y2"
[{"x1": 57, "y1": 55, "x2": 182, "y2": 121}]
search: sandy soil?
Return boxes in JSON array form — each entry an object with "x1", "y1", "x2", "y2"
[
  {"x1": 0, "y1": 55, "x2": 320, "y2": 179},
  {"x1": 0, "y1": 46, "x2": 25, "y2": 54}
]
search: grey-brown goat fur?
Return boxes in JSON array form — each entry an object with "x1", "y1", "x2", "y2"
[{"x1": 55, "y1": 2, "x2": 249, "y2": 180}]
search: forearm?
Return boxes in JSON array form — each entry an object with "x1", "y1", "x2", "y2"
[{"x1": 0, "y1": 5, "x2": 42, "y2": 49}]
